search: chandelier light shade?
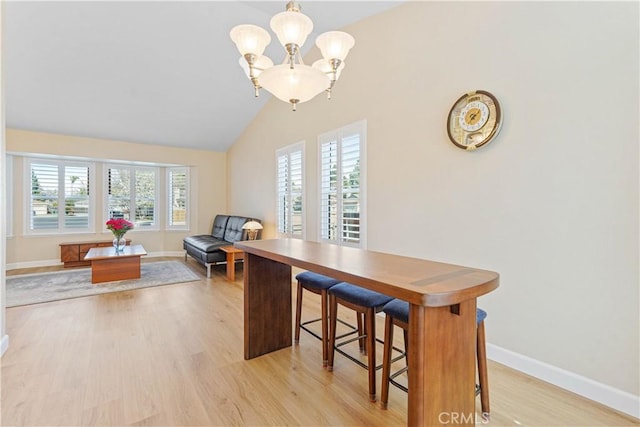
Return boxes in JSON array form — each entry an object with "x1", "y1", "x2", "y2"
[
  {"x1": 229, "y1": 25, "x2": 271, "y2": 57},
  {"x1": 259, "y1": 64, "x2": 330, "y2": 108},
  {"x1": 315, "y1": 31, "x2": 355, "y2": 62},
  {"x1": 230, "y1": 1, "x2": 355, "y2": 111},
  {"x1": 270, "y1": 11, "x2": 313, "y2": 49}
]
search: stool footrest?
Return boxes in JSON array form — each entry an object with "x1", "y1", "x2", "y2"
[
  {"x1": 389, "y1": 378, "x2": 408, "y2": 394},
  {"x1": 334, "y1": 346, "x2": 384, "y2": 372},
  {"x1": 390, "y1": 366, "x2": 408, "y2": 382},
  {"x1": 299, "y1": 317, "x2": 360, "y2": 342},
  {"x1": 299, "y1": 322, "x2": 323, "y2": 342},
  {"x1": 390, "y1": 352, "x2": 406, "y2": 364},
  {"x1": 333, "y1": 317, "x2": 360, "y2": 341},
  {"x1": 334, "y1": 334, "x2": 404, "y2": 371}
]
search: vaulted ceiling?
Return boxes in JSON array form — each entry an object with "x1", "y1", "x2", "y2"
[{"x1": 5, "y1": 1, "x2": 401, "y2": 152}]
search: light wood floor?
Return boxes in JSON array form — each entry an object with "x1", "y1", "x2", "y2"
[{"x1": 2, "y1": 257, "x2": 637, "y2": 426}]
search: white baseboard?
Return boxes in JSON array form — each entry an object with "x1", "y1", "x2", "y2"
[
  {"x1": 6, "y1": 252, "x2": 186, "y2": 271},
  {"x1": 6, "y1": 258, "x2": 60, "y2": 270},
  {"x1": 157, "y1": 251, "x2": 186, "y2": 258},
  {"x1": 0, "y1": 335, "x2": 9, "y2": 357},
  {"x1": 487, "y1": 343, "x2": 640, "y2": 419}
]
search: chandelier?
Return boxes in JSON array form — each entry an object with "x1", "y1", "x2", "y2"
[{"x1": 230, "y1": 1, "x2": 355, "y2": 111}]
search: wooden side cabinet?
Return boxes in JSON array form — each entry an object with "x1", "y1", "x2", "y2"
[{"x1": 60, "y1": 239, "x2": 131, "y2": 268}]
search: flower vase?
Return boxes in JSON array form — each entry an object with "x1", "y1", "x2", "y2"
[{"x1": 113, "y1": 237, "x2": 126, "y2": 252}]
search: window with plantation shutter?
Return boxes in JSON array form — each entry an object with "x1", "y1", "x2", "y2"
[
  {"x1": 6, "y1": 154, "x2": 13, "y2": 237},
  {"x1": 105, "y1": 165, "x2": 158, "y2": 230},
  {"x1": 167, "y1": 167, "x2": 189, "y2": 230},
  {"x1": 319, "y1": 120, "x2": 366, "y2": 248},
  {"x1": 276, "y1": 142, "x2": 304, "y2": 238},
  {"x1": 26, "y1": 158, "x2": 93, "y2": 234}
]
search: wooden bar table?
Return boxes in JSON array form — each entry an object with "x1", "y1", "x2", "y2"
[{"x1": 235, "y1": 238, "x2": 499, "y2": 426}]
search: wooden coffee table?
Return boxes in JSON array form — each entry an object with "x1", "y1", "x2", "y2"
[
  {"x1": 84, "y1": 244, "x2": 147, "y2": 284},
  {"x1": 220, "y1": 246, "x2": 244, "y2": 281}
]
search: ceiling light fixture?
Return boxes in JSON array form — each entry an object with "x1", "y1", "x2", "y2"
[{"x1": 230, "y1": 1, "x2": 355, "y2": 111}]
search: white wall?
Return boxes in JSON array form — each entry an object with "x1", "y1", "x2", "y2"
[
  {"x1": 1, "y1": 1, "x2": 8, "y2": 356},
  {"x1": 227, "y1": 0, "x2": 639, "y2": 414}
]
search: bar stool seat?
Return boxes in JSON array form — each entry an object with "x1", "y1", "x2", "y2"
[
  {"x1": 294, "y1": 271, "x2": 341, "y2": 367},
  {"x1": 380, "y1": 299, "x2": 491, "y2": 417},
  {"x1": 328, "y1": 282, "x2": 393, "y2": 402}
]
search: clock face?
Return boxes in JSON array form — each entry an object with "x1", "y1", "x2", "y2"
[
  {"x1": 447, "y1": 90, "x2": 502, "y2": 150},
  {"x1": 459, "y1": 101, "x2": 489, "y2": 132}
]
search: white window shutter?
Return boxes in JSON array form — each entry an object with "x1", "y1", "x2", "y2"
[
  {"x1": 28, "y1": 159, "x2": 93, "y2": 233},
  {"x1": 276, "y1": 142, "x2": 305, "y2": 238},
  {"x1": 168, "y1": 167, "x2": 189, "y2": 229},
  {"x1": 319, "y1": 121, "x2": 366, "y2": 247}
]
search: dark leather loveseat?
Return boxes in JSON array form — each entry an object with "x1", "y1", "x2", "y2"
[{"x1": 183, "y1": 214, "x2": 261, "y2": 278}]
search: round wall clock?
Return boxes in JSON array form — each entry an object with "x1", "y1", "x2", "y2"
[{"x1": 447, "y1": 90, "x2": 502, "y2": 150}]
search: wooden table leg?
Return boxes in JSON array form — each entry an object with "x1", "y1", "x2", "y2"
[
  {"x1": 226, "y1": 251, "x2": 236, "y2": 281},
  {"x1": 408, "y1": 299, "x2": 477, "y2": 426},
  {"x1": 244, "y1": 253, "x2": 292, "y2": 360}
]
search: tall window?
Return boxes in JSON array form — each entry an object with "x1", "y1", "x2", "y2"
[
  {"x1": 319, "y1": 120, "x2": 366, "y2": 247},
  {"x1": 6, "y1": 154, "x2": 13, "y2": 237},
  {"x1": 167, "y1": 167, "x2": 189, "y2": 230},
  {"x1": 105, "y1": 165, "x2": 158, "y2": 229},
  {"x1": 276, "y1": 142, "x2": 304, "y2": 238},
  {"x1": 26, "y1": 159, "x2": 93, "y2": 233}
]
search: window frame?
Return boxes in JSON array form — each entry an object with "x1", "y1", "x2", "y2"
[
  {"x1": 166, "y1": 166, "x2": 190, "y2": 231},
  {"x1": 24, "y1": 157, "x2": 95, "y2": 235},
  {"x1": 276, "y1": 141, "x2": 305, "y2": 239},
  {"x1": 103, "y1": 164, "x2": 160, "y2": 231},
  {"x1": 318, "y1": 120, "x2": 367, "y2": 248}
]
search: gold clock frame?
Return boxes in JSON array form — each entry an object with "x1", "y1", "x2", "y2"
[{"x1": 447, "y1": 90, "x2": 502, "y2": 151}]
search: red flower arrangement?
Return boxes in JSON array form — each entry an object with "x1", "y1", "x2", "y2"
[{"x1": 106, "y1": 218, "x2": 134, "y2": 239}]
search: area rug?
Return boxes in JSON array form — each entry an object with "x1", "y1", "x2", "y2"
[{"x1": 6, "y1": 260, "x2": 200, "y2": 307}]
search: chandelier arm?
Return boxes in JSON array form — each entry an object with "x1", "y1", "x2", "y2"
[
  {"x1": 251, "y1": 77, "x2": 261, "y2": 97},
  {"x1": 286, "y1": 1, "x2": 301, "y2": 12},
  {"x1": 284, "y1": 43, "x2": 300, "y2": 69},
  {"x1": 326, "y1": 83, "x2": 334, "y2": 100},
  {"x1": 243, "y1": 53, "x2": 258, "y2": 79},
  {"x1": 329, "y1": 58, "x2": 342, "y2": 83}
]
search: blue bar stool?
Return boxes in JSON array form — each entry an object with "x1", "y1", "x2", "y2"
[
  {"x1": 379, "y1": 299, "x2": 491, "y2": 417},
  {"x1": 294, "y1": 271, "x2": 341, "y2": 367},
  {"x1": 327, "y1": 282, "x2": 394, "y2": 402}
]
